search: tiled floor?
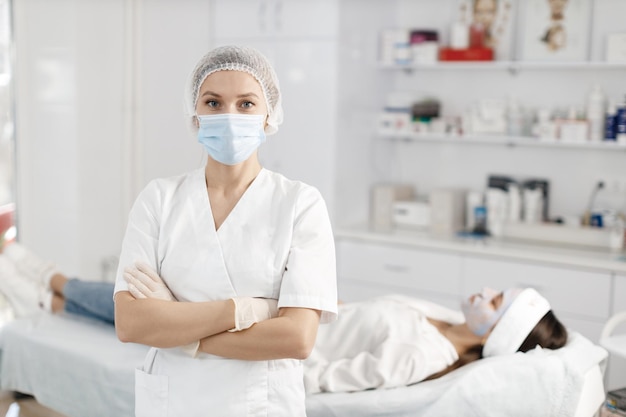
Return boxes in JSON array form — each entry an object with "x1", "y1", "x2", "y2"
[{"x1": 0, "y1": 391, "x2": 67, "y2": 417}]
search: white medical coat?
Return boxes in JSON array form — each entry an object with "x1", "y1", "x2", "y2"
[
  {"x1": 114, "y1": 167, "x2": 338, "y2": 417},
  {"x1": 304, "y1": 295, "x2": 462, "y2": 394}
]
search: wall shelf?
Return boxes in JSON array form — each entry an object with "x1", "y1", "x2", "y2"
[
  {"x1": 380, "y1": 132, "x2": 626, "y2": 151},
  {"x1": 378, "y1": 61, "x2": 626, "y2": 73}
]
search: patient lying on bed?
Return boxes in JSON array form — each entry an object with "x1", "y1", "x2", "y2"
[
  {"x1": 304, "y1": 289, "x2": 567, "y2": 393},
  {"x1": 0, "y1": 242, "x2": 568, "y2": 395}
]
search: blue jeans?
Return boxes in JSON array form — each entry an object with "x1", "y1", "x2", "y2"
[{"x1": 63, "y1": 279, "x2": 115, "y2": 325}]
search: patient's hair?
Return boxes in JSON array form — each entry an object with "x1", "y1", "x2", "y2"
[
  {"x1": 425, "y1": 310, "x2": 568, "y2": 381},
  {"x1": 518, "y1": 310, "x2": 568, "y2": 352}
]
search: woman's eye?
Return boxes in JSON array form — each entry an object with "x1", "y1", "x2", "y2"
[
  {"x1": 207, "y1": 100, "x2": 219, "y2": 108},
  {"x1": 240, "y1": 101, "x2": 254, "y2": 109}
]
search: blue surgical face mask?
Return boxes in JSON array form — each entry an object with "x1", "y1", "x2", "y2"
[
  {"x1": 196, "y1": 113, "x2": 266, "y2": 165},
  {"x1": 461, "y1": 288, "x2": 521, "y2": 336}
]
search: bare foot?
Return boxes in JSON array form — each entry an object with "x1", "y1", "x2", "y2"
[
  {"x1": 49, "y1": 274, "x2": 69, "y2": 295},
  {"x1": 50, "y1": 294, "x2": 65, "y2": 313}
]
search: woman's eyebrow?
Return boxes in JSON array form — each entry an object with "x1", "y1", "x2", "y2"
[
  {"x1": 200, "y1": 91, "x2": 260, "y2": 99},
  {"x1": 237, "y1": 92, "x2": 260, "y2": 99},
  {"x1": 201, "y1": 90, "x2": 221, "y2": 98}
]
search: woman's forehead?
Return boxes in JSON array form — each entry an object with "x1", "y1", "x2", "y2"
[{"x1": 199, "y1": 70, "x2": 263, "y2": 94}]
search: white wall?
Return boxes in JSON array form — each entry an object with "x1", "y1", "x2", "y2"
[
  {"x1": 14, "y1": 0, "x2": 127, "y2": 279},
  {"x1": 14, "y1": 0, "x2": 210, "y2": 280}
]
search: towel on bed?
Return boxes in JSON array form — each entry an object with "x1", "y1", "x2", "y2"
[{"x1": 306, "y1": 331, "x2": 608, "y2": 417}]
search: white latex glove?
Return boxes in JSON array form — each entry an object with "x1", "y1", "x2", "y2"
[
  {"x1": 123, "y1": 262, "x2": 199, "y2": 357},
  {"x1": 123, "y1": 261, "x2": 175, "y2": 301},
  {"x1": 229, "y1": 297, "x2": 279, "y2": 332},
  {"x1": 179, "y1": 341, "x2": 201, "y2": 358}
]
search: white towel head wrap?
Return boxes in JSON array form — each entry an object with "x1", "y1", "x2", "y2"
[{"x1": 483, "y1": 288, "x2": 551, "y2": 357}]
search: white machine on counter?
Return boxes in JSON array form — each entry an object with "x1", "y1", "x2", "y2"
[
  {"x1": 392, "y1": 200, "x2": 431, "y2": 229},
  {"x1": 388, "y1": 188, "x2": 468, "y2": 235}
]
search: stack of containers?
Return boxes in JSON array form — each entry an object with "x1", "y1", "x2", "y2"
[{"x1": 586, "y1": 85, "x2": 606, "y2": 142}]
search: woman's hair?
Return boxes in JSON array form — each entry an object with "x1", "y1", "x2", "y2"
[
  {"x1": 425, "y1": 310, "x2": 568, "y2": 381},
  {"x1": 518, "y1": 310, "x2": 568, "y2": 352}
]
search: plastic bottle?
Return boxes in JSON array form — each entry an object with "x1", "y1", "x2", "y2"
[
  {"x1": 469, "y1": 22, "x2": 485, "y2": 48},
  {"x1": 507, "y1": 183, "x2": 521, "y2": 223},
  {"x1": 609, "y1": 215, "x2": 625, "y2": 252},
  {"x1": 605, "y1": 100, "x2": 618, "y2": 141},
  {"x1": 586, "y1": 84, "x2": 605, "y2": 142},
  {"x1": 486, "y1": 188, "x2": 507, "y2": 236},
  {"x1": 617, "y1": 95, "x2": 626, "y2": 144},
  {"x1": 450, "y1": 17, "x2": 469, "y2": 49},
  {"x1": 466, "y1": 191, "x2": 484, "y2": 231},
  {"x1": 523, "y1": 188, "x2": 543, "y2": 224},
  {"x1": 533, "y1": 108, "x2": 557, "y2": 141}
]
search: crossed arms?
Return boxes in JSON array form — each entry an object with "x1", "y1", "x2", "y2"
[{"x1": 114, "y1": 262, "x2": 320, "y2": 361}]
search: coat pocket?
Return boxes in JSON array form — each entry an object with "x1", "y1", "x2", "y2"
[{"x1": 135, "y1": 367, "x2": 168, "y2": 417}]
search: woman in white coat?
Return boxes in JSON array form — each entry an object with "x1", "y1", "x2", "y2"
[{"x1": 113, "y1": 45, "x2": 338, "y2": 417}]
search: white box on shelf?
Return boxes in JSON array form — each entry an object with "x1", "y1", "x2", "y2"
[
  {"x1": 559, "y1": 120, "x2": 589, "y2": 143},
  {"x1": 392, "y1": 200, "x2": 431, "y2": 229}
]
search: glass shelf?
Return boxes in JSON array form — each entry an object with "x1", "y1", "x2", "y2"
[
  {"x1": 380, "y1": 132, "x2": 626, "y2": 151},
  {"x1": 378, "y1": 61, "x2": 626, "y2": 72}
]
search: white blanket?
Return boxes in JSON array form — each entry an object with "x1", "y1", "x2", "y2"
[
  {"x1": 0, "y1": 312, "x2": 148, "y2": 417},
  {"x1": 306, "y1": 331, "x2": 608, "y2": 417},
  {"x1": 0, "y1": 312, "x2": 607, "y2": 417}
]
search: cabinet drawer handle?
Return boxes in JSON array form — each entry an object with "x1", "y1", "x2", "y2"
[{"x1": 383, "y1": 264, "x2": 410, "y2": 273}]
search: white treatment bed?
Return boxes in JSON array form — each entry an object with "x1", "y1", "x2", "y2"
[{"x1": 0, "y1": 312, "x2": 608, "y2": 417}]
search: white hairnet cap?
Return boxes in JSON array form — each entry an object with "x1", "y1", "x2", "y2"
[{"x1": 186, "y1": 45, "x2": 283, "y2": 135}]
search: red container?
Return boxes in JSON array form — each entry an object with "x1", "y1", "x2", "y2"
[{"x1": 439, "y1": 47, "x2": 494, "y2": 62}]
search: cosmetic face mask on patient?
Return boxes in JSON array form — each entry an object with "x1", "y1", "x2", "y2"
[
  {"x1": 197, "y1": 113, "x2": 266, "y2": 165},
  {"x1": 461, "y1": 287, "x2": 522, "y2": 336}
]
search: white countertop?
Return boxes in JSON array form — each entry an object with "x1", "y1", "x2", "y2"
[{"x1": 335, "y1": 225, "x2": 626, "y2": 274}]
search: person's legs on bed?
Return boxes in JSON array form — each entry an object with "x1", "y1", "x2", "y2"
[
  {"x1": 60, "y1": 278, "x2": 115, "y2": 324},
  {"x1": 40, "y1": 277, "x2": 115, "y2": 325},
  {"x1": 1, "y1": 243, "x2": 116, "y2": 324},
  {"x1": 40, "y1": 273, "x2": 115, "y2": 324}
]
